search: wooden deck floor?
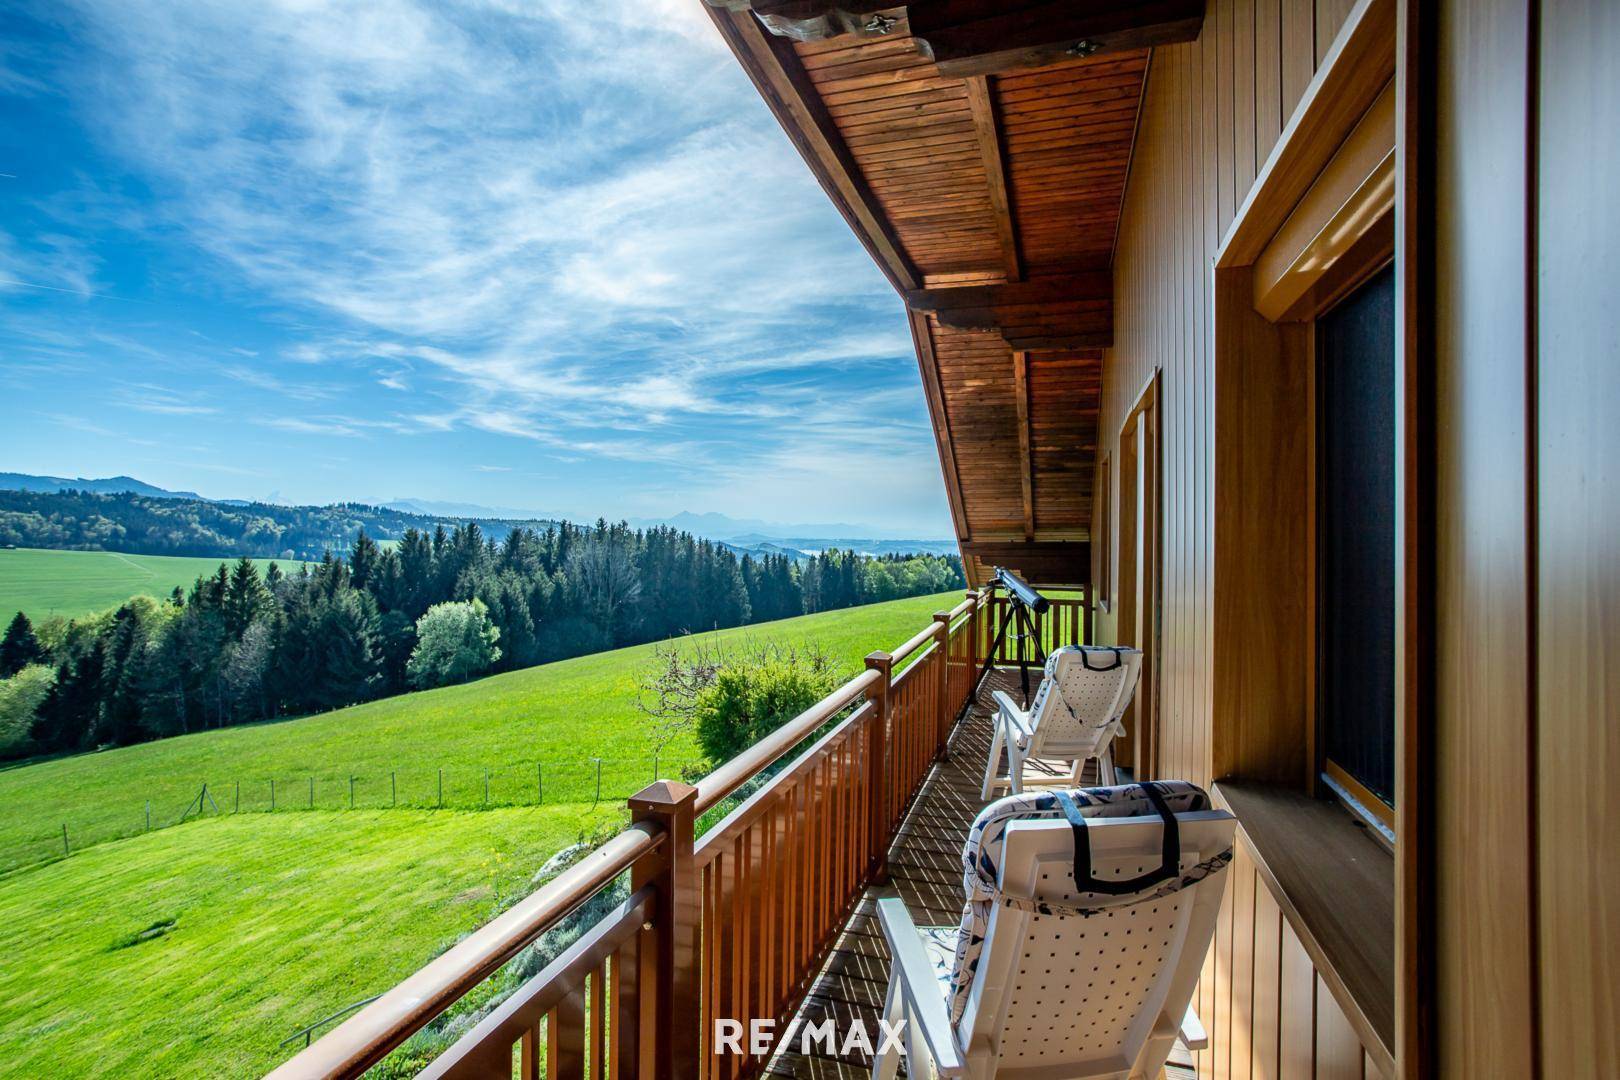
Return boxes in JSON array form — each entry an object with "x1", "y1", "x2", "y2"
[{"x1": 764, "y1": 668, "x2": 1196, "y2": 1078}]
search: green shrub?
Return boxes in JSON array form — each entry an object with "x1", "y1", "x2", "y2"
[{"x1": 694, "y1": 653, "x2": 842, "y2": 764}]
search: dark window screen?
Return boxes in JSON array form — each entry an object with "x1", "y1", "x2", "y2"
[{"x1": 1317, "y1": 266, "x2": 1396, "y2": 806}]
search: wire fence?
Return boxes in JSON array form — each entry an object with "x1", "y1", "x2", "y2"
[{"x1": 0, "y1": 754, "x2": 704, "y2": 877}]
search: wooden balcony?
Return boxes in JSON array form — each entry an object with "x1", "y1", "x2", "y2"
[{"x1": 267, "y1": 592, "x2": 1099, "y2": 1079}]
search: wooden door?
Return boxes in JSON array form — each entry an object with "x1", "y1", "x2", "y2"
[{"x1": 1115, "y1": 374, "x2": 1162, "y2": 779}]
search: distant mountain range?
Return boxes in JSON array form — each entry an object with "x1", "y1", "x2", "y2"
[
  {"x1": 0, "y1": 473, "x2": 954, "y2": 556},
  {"x1": 0, "y1": 472, "x2": 205, "y2": 501}
]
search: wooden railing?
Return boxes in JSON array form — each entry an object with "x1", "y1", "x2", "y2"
[
  {"x1": 977, "y1": 591, "x2": 1093, "y2": 668},
  {"x1": 268, "y1": 591, "x2": 988, "y2": 1080}
]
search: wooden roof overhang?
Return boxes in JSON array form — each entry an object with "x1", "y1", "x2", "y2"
[{"x1": 706, "y1": 1, "x2": 1205, "y2": 588}]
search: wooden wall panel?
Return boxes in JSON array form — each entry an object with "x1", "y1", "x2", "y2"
[
  {"x1": 1535, "y1": 0, "x2": 1620, "y2": 1073},
  {"x1": 1431, "y1": 0, "x2": 1538, "y2": 1076},
  {"x1": 1093, "y1": 0, "x2": 1381, "y2": 1075},
  {"x1": 1280, "y1": 918, "x2": 1316, "y2": 1076},
  {"x1": 1315, "y1": 975, "x2": 1365, "y2": 1079}
]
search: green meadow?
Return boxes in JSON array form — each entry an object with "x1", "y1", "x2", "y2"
[
  {"x1": 0, "y1": 547, "x2": 309, "y2": 622},
  {"x1": 0, "y1": 590, "x2": 961, "y2": 1076}
]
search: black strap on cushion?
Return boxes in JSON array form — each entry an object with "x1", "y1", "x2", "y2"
[
  {"x1": 1078, "y1": 646, "x2": 1124, "y2": 671},
  {"x1": 1057, "y1": 783, "x2": 1181, "y2": 896}
]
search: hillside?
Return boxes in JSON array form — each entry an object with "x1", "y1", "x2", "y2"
[
  {"x1": 0, "y1": 487, "x2": 554, "y2": 560},
  {"x1": 0, "y1": 472, "x2": 203, "y2": 500},
  {"x1": 0, "y1": 548, "x2": 309, "y2": 621},
  {"x1": 0, "y1": 807, "x2": 616, "y2": 1078},
  {"x1": 0, "y1": 590, "x2": 958, "y2": 1077},
  {"x1": 0, "y1": 590, "x2": 960, "y2": 872}
]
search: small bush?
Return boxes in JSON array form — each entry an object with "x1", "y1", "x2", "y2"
[{"x1": 694, "y1": 653, "x2": 843, "y2": 764}]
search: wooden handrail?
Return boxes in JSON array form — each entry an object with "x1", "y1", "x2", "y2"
[
  {"x1": 265, "y1": 822, "x2": 662, "y2": 1079},
  {"x1": 693, "y1": 667, "x2": 882, "y2": 815},
  {"x1": 889, "y1": 624, "x2": 939, "y2": 667},
  {"x1": 420, "y1": 888, "x2": 656, "y2": 1078}
]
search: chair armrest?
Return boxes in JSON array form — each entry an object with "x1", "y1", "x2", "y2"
[
  {"x1": 874, "y1": 898, "x2": 967, "y2": 1076},
  {"x1": 1179, "y1": 1004, "x2": 1209, "y2": 1051},
  {"x1": 990, "y1": 690, "x2": 1032, "y2": 735}
]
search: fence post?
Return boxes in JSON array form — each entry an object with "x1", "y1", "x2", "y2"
[
  {"x1": 271, "y1": 778, "x2": 276, "y2": 811},
  {"x1": 350, "y1": 776, "x2": 356, "y2": 809},
  {"x1": 235, "y1": 780, "x2": 241, "y2": 813},
  {"x1": 593, "y1": 759, "x2": 603, "y2": 806},
  {"x1": 627, "y1": 780, "x2": 699, "y2": 1080},
  {"x1": 932, "y1": 611, "x2": 952, "y2": 759},
  {"x1": 536, "y1": 763, "x2": 543, "y2": 805},
  {"x1": 391, "y1": 771, "x2": 397, "y2": 807},
  {"x1": 437, "y1": 768, "x2": 443, "y2": 809},
  {"x1": 61, "y1": 823, "x2": 69, "y2": 856},
  {"x1": 864, "y1": 650, "x2": 893, "y2": 884},
  {"x1": 146, "y1": 801, "x2": 152, "y2": 831},
  {"x1": 309, "y1": 776, "x2": 315, "y2": 809}
]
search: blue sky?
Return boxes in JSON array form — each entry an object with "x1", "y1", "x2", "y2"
[{"x1": 0, "y1": 0, "x2": 953, "y2": 537}]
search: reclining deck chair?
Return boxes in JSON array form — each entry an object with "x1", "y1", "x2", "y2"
[
  {"x1": 873, "y1": 782, "x2": 1235, "y2": 1080},
  {"x1": 981, "y1": 645, "x2": 1143, "y2": 800}
]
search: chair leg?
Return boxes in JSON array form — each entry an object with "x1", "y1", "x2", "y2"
[
  {"x1": 1007, "y1": 741, "x2": 1025, "y2": 795},
  {"x1": 873, "y1": 970, "x2": 904, "y2": 1079},
  {"x1": 1100, "y1": 745, "x2": 1117, "y2": 786},
  {"x1": 981, "y1": 724, "x2": 1005, "y2": 800}
]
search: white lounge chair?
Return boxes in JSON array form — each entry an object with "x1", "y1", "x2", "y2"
[
  {"x1": 873, "y1": 782, "x2": 1235, "y2": 1080},
  {"x1": 980, "y1": 645, "x2": 1143, "y2": 800}
]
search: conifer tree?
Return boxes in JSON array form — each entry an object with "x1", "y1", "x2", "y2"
[{"x1": 0, "y1": 612, "x2": 44, "y2": 677}]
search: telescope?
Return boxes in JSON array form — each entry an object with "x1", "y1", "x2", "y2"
[
  {"x1": 981, "y1": 567, "x2": 1054, "y2": 705},
  {"x1": 993, "y1": 566, "x2": 1049, "y2": 614}
]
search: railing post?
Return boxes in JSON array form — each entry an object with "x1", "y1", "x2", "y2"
[
  {"x1": 965, "y1": 591, "x2": 980, "y2": 697},
  {"x1": 864, "y1": 651, "x2": 893, "y2": 885},
  {"x1": 1084, "y1": 581, "x2": 1096, "y2": 645},
  {"x1": 932, "y1": 611, "x2": 952, "y2": 760},
  {"x1": 628, "y1": 779, "x2": 699, "y2": 1079}
]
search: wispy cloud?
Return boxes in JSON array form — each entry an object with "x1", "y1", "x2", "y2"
[{"x1": 0, "y1": 0, "x2": 952, "y2": 534}]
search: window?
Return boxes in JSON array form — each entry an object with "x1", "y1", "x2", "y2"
[{"x1": 1316, "y1": 264, "x2": 1396, "y2": 839}]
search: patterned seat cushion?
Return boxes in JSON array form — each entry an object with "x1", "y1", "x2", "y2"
[
  {"x1": 936, "y1": 782, "x2": 1229, "y2": 1028},
  {"x1": 917, "y1": 925, "x2": 959, "y2": 1000}
]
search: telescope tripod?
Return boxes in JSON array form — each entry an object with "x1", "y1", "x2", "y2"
[{"x1": 977, "y1": 595, "x2": 1048, "y2": 707}]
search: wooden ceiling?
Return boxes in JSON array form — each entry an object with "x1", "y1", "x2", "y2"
[{"x1": 708, "y1": 2, "x2": 1204, "y2": 586}]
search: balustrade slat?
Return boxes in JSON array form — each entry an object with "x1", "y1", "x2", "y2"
[
  {"x1": 548, "y1": 985, "x2": 586, "y2": 1079},
  {"x1": 521, "y1": 1025, "x2": 538, "y2": 1080},
  {"x1": 611, "y1": 938, "x2": 639, "y2": 1080}
]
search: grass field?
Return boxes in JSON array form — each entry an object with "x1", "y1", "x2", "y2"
[
  {"x1": 0, "y1": 547, "x2": 309, "y2": 621},
  {"x1": 0, "y1": 590, "x2": 960, "y2": 1076},
  {"x1": 0, "y1": 807, "x2": 616, "y2": 1078}
]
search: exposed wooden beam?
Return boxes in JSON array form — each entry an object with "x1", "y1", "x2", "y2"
[
  {"x1": 704, "y1": 6, "x2": 921, "y2": 292},
  {"x1": 961, "y1": 540, "x2": 1092, "y2": 588},
  {"x1": 904, "y1": 271, "x2": 1111, "y2": 312},
  {"x1": 964, "y1": 75, "x2": 1022, "y2": 282},
  {"x1": 908, "y1": 0, "x2": 1206, "y2": 78},
  {"x1": 1012, "y1": 350, "x2": 1035, "y2": 540},
  {"x1": 908, "y1": 308, "x2": 972, "y2": 544}
]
